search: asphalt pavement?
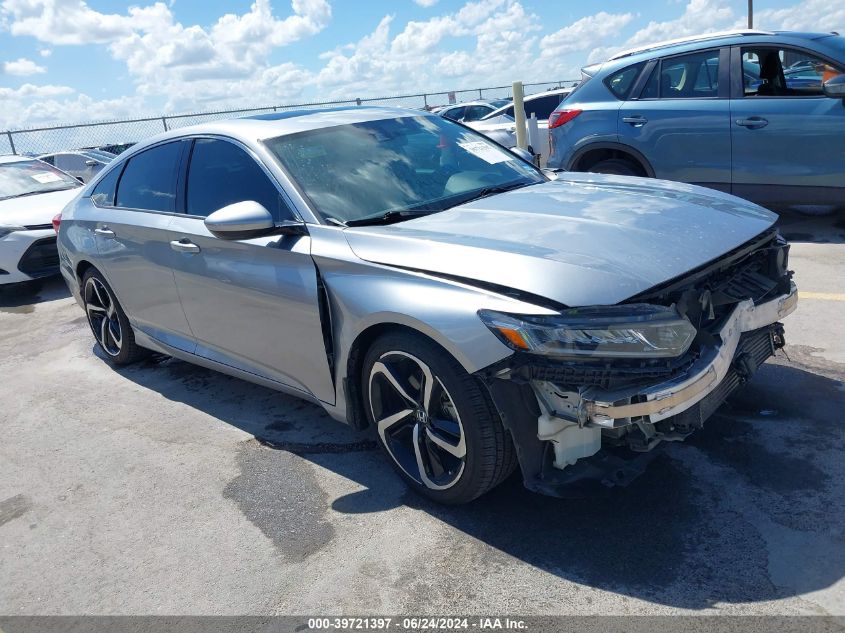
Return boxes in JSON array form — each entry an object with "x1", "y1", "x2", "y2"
[{"x1": 0, "y1": 212, "x2": 843, "y2": 616}]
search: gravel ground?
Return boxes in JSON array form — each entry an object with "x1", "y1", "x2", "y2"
[{"x1": 0, "y1": 212, "x2": 843, "y2": 616}]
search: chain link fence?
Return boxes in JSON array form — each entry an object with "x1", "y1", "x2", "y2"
[{"x1": 0, "y1": 80, "x2": 577, "y2": 156}]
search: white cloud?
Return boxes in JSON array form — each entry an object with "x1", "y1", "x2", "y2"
[
  {"x1": 413, "y1": 0, "x2": 439, "y2": 7},
  {"x1": 541, "y1": 12, "x2": 635, "y2": 57},
  {"x1": 1, "y1": 0, "x2": 148, "y2": 44},
  {"x1": 38, "y1": 48, "x2": 51, "y2": 57},
  {"x1": 3, "y1": 57, "x2": 46, "y2": 75},
  {"x1": 586, "y1": 0, "x2": 736, "y2": 63},
  {"x1": 0, "y1": 82, "x2": 72, "y2": 99},
  {"x1": 755, "y1": 0, "x2": 845, "y2": 34},
  {"x1": 313, "y1": 0, "x2": 544, "y2": 97}
]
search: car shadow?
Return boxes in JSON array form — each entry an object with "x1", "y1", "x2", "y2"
[
  {"x1": 0, "y1": 276, "x2": 70, "y2": 312},
  {"x1": 110, "y1": 351, "x2": 845, "y2": 610},
  {"x1": 775, "y1": 209, "x2": 845, "y2": 244}
]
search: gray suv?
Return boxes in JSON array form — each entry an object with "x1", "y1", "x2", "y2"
[{"x1": 57, "y1": 107, "x2": 796, "y2": 503}]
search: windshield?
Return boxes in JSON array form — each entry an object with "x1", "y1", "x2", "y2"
[
  {"x1": 265, "y1": 115, "x2": 543, "y2": 224},
  {"x1": 488, "y1": 99, "x2": 511, "y2": 108},
  {"x1": 0, "y1": 159, "x2": 80, "y2": 201}
]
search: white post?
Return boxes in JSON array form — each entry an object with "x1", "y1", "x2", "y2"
[
  {"x1": 527, "y1": 113, "x2": 540, "y2": 164},
  {"x1": 512, "y1": 81, "x2": 528, "y2": 150}
]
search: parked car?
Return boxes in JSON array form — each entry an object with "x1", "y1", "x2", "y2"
[
  {"x1": 0, "y1": 156, "x2": 81, "y2": 287},
  {"x1": 38, "y1": 149, "x2": 115, "y2": 183},
  {"x1": 58, "y1": 107, "x2": 796, "y2": 504},
  {"x1": 438, "y1": 99, "x2": 511, "y2": 123},
  {"x1": 547, "y1": 30, "x2": 845, "y2": 211},
  {"x1": 467, "y1": 87, "x2": 573, "y2": 164}
]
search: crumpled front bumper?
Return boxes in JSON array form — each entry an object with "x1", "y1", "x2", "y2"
[
  {"x1": 481, "y1": 283, "x2": 797, "y2": 497},
  {"x1": 581, "y1": 283, "x2": 797, "y2": 428}
]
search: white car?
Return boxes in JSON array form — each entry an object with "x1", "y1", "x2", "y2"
[
  {"x1": 0, "y1": 156, "x2": 81, "y2": 287},
  {"x1": 466, "y1": 87, "x2": 573, "y2": 164}
]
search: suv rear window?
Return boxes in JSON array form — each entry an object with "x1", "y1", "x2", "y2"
[{"x1": 604, "y1": 63, "x2": 644, "y2": 99}]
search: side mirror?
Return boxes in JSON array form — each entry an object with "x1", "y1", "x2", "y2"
[
  {"x1": 85, "y1": 160, "x2": 98, "y2": 167},
  {"x1": 823, "y1": 74, "x2": 845, "y2": 98},
  {"x1": 508, "y1": 146, "x2": 535, "y2": 163},
  {"x1": 204, "y1": 201, "x2": 277, "y2": 239}
]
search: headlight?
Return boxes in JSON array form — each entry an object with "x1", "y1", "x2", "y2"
[
  {"x1": 478, "y1": 304, "x2": 697, "y2": 359},
  {"x1": 0, "y1": 225, "x2": 27, "y2": 239}
]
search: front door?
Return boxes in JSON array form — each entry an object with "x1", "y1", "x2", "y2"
[
  {"x1": 729, "y1": 45, "x2": 845, "y2": 207},
  {"x1": 168, "y1": 137, "x2": 335, "y2": 403}
]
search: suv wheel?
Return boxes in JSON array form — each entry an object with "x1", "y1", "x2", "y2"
[
  {"x1": 362, "y1": 331, "x2": 517, "y2": 504},
  {"x1": 588, "y1": 158, "x2": 642, "y2": 177},
  {"x1": 82, "y1": 268, "x2": 147, "y2": 365}
]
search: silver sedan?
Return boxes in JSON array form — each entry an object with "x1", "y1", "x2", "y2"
[{"x1": 57, "y1": 107, "x2": 796, "y2": 504}]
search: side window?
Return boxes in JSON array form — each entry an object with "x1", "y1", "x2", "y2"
[
  {"x1": 185, "y1": 138, "x2": 291, "y2": 220},
  {"x1": 641, "y1": 51, "x2": 719, "y2": 99},
  {"x1": 463, "y1": 105, "x2": 490, "y2": 121},
  {"x1": 525, "y1": 95, "x2": 563, "y2": 120},
  {"x1": 605, "y1": 63, "x2": 645, "y2": 99},
  {"x1": 442, "y1": 106, "x2": 465, "y2": 121},
  {"x1": 115, "y1": 141, "x2": 182, "y2": 212},
  {"x1": 40, "y1": 155, "x2": 55, "y2": 166},
  {"x1": 91, "y1": 166, "x2": 122, "y2": 207},
  {"x1": 743, "y1": 47, "x2": 843, "y2": 97},
  {"x1": 57, "y1": 154, "x2": 87, "y2": 172}
]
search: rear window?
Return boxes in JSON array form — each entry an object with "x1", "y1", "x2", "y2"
[
  {"x1": 115, "y1": 141, "x2": 182, "y2": 212},
  {"x1": 604, "y1": 63, "x2": 645, "y2": 99}
]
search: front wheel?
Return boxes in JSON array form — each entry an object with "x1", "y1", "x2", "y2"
[
  {"x1": 588, "y1": 158, "x2": 643, "y2": 177},
  {"x1": 82, "y1": 268, "x2": 147, "y2": 365},
  {"x1": 362, "y1": 331, "x2": 516, "y2": 504}
]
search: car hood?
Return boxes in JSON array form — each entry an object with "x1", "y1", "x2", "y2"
[
  {"x1": 0, "y1": 187, "x2": 80, "y2": 226},
  {"x1": 343, "y1": 174, "x2": 777, "y2": 307}
]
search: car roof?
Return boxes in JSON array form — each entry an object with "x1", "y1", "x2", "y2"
[
  {"x1": 605, "y1": 30, "x2": 841, "y2": 66},
  {"x1": 442, "y1": 100, "x2": 501, "y2": 109},
  {"x1": 0, "y1": 154, "x2": 37, "y2": 165},
  {"x1": 481, "y1": 87, "x2": 573, "y2": 119},
  {"x1": 120, "y1": 106, "x2": 431, "y2": 157}
]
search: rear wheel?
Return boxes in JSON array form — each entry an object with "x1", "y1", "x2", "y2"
[
  {"x1": 82, "y1": 268, "x2": 147, "y2": 365},
  {"x1": 588, "y1": 157, "x2": 643, "y2": 177},
  {"x1": 362, "y1": 331, "x2": 516, "y2": 504}
]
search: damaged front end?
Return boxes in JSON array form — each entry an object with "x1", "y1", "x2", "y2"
[{"x1": 478, "y1": 229, "x2": 797, "y2": 497}]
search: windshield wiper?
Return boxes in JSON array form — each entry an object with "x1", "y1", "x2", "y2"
[
  {"x1": 344, "y1": 208, "x2": 437, "y2": 227},
  {"x1": 445, "y1": 180, "x2": 534, "y2": 208},
  {"x1": 3, "y1": 185, "x2": 78, "y2": 200}
]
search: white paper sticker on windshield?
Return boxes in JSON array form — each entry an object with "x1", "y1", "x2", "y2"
[
  {"x1": 458, "y1": 141, "x2": 511, "y2": 164},
  {"x1": 31, "y1": 172, "x2": 63, "y2": 184}
]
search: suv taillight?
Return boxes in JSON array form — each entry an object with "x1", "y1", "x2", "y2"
[
  {"x1": 548, "y1": 109, "x2": 582, "y2": 129},
  {"x1": 52, "y1": 213, "x2": 61, "y2": 234}
]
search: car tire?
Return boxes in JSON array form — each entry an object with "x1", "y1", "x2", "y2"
[
  {"x1": 588, "y1": 158, "x2": 642, "y2": 177},
  {"x1": 362, "y1": 330, "x2": 517, "y2": 504},
  {"x1": 82, "y1": 268, "x2": 147, "y2": 366}
]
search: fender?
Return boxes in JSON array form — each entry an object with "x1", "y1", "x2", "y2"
[{"x1": 567, "y1": 141, "x2": 656, "y2": 178}]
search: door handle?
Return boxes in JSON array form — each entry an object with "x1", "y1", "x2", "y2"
[
  {"x1": 622, "y1": 115, "x2": 648, "y2": 127},
  {"x1": 94, "y1": 227, "x2": 115, "y2": 238},
  {"x1": 735, "y1": 117, "x2": 768, "y2": 129},
  {"x1": 170, "y1": 239, "x2": 200, "y2": 254}
]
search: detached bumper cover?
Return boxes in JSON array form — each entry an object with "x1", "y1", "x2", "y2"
[{"x1": 583, "y1": 283, "x2": 797, "y2": 427}]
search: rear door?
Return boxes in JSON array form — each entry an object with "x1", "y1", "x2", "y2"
[
  {"x1": 91, "y1": 140, "x2": 195, "y2": 352},
  {"x1": 729, "y1": 44, "x2": 845, "y2": 207},
  {"x1": 168, "y1": 137, "x2": 335, "y2": 403},
  {"x1": 619, "y1": 48, "x2": 732, "y2": 191}
]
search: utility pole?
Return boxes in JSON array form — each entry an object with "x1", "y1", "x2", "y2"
[{"x1": 747, "y1": 0, "x2": 753, "y2": 28}]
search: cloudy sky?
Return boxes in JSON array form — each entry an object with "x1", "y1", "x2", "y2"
[{"x1": 1, "y1": 0, "x2": 844, "y2": 129}]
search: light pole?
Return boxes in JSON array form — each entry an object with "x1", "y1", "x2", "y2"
[{"x1": 748, "y1": 0, "x2": 753, "y2": 28}]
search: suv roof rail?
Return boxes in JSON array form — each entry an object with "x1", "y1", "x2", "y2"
[{"x1": 608, "y1": 29, "x2": 775, "y2": 61}]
